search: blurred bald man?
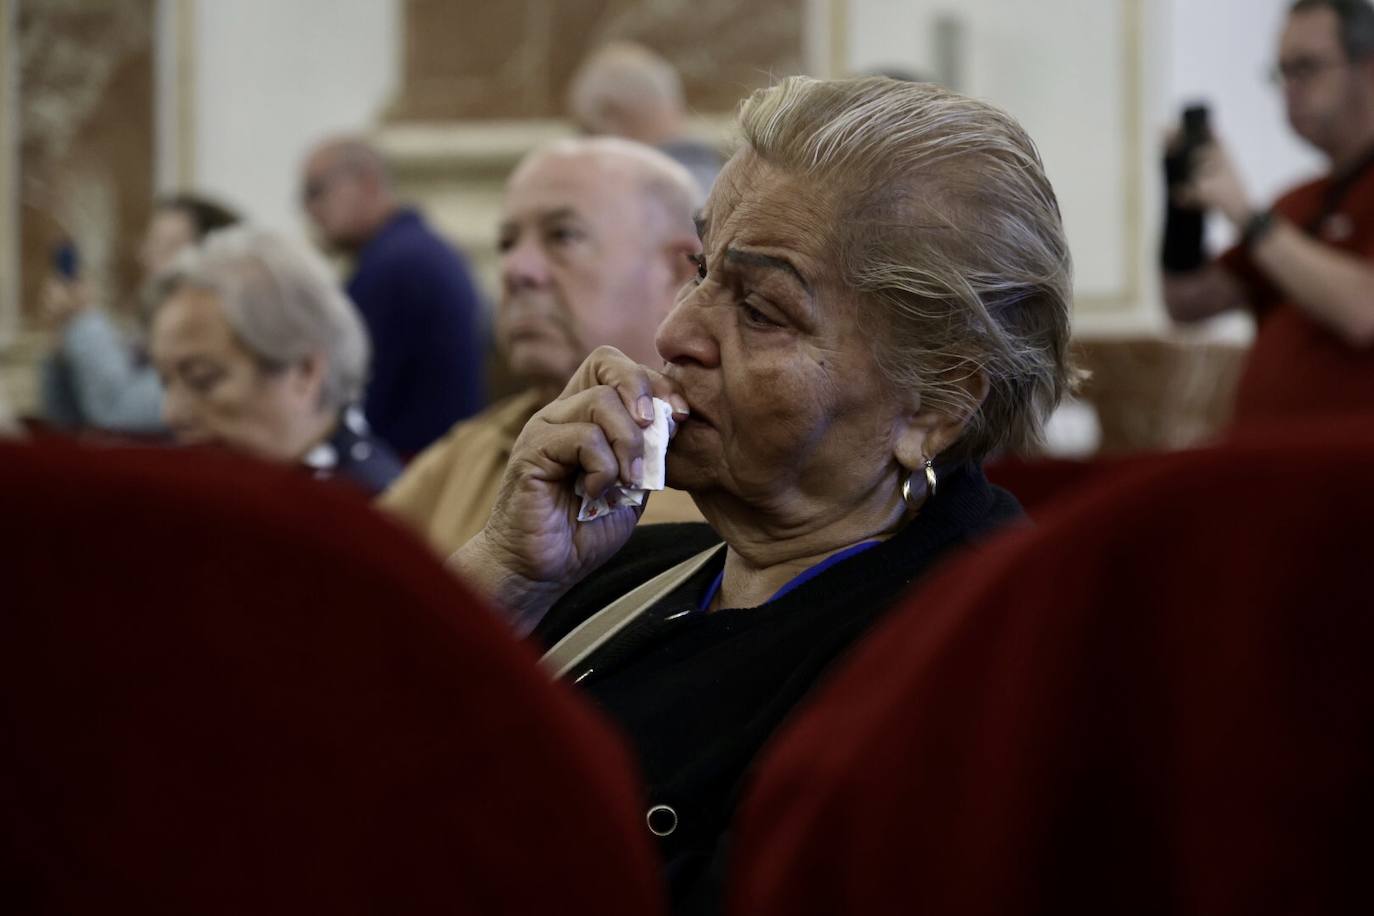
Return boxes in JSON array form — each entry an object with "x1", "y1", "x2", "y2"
[
  {"x1": 568, "y1": 42, "x2": 724, "y2": 203},
  {"x1": 301, "y1": 136, "x2": 485, "y2": 456},
  {"x1": 378, "y1": 137, "x2": 704, "y2": 555}
]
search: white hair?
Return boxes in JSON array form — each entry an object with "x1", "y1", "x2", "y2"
[{"x1": 155, "y1": 227, "x2": 369, "y2": 411}]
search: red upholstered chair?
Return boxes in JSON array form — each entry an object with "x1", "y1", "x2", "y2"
[
  {"x1": 729, "y1": 425, "x2": 1374, "y2": 916},
  {"x1": 0, "y1": 440, "x2": 665, "y2": 916},
  {"x1": 983, "y1": 453, "x2": 1138, "y2": 518}
]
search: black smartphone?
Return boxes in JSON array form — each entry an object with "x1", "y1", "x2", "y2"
[
  {"x1": 1181, "y1": 104, "x2": 1211, "y2": 151},
  {"x1": 1167, "y1": 103, "x2": 1213, "y2": 186}
]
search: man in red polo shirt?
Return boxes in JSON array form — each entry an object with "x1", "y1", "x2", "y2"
[{"x1": 1163, "y1": 0, "x2": 1374, "y2": 426}]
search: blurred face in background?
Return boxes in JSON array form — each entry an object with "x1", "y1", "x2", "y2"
[
  {"x1": 301, "y1": 150, "x2": 373, "y2": 251},
  {"x1": 138, "y1": 208, "x2": 197, "y2": 280},
  {"x1": 495, "y1": 149, "x2": 695, "y2": 388},
  {"x1": 151, "y1": 286, "x2": 327, "y2": 462},
  {"x1": 1278, "y1": 7, "x2": 1374, "y2": 153}
]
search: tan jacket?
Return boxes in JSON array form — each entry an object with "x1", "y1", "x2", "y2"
[{"x1": 378, "y1": 389, "x2": 703, "y2": 557}]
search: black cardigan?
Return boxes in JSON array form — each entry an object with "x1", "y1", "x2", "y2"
[{"x1": 533, "y1": 463, "x2": 1023, "y2": 914}]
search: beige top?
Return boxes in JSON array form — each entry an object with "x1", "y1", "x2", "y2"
[{"x1": 377, "y1": 389, "x2": 703, "y2": 557}]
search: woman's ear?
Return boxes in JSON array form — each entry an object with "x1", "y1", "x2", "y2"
[{"x1": 892, "y1": 370, "x2": 990, "y2": 470}]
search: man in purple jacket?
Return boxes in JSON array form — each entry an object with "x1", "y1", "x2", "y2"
[{"x1": 302, "y1": 136, "x2": 485, "y2": 456}]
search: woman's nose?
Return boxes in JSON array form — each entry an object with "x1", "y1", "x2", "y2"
[{"x1": 655, "y1": 285, "x2": 719, "y2": 368}]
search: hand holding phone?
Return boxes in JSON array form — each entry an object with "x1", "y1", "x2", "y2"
[
  {"x1": 52, "y1": 240, "x2": 80, "y2": 281},
  {"x1": 42, "y1": 242, "x2": 90, "y2": 328},
  {"x1": 1166, "y1": 104, "x2": 1212, "y2": 188}
]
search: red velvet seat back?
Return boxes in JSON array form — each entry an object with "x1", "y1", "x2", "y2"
[
  {"x1": 730, "y1": 426, "x2": 1374, "y2": 916},
  {"x1": 984, "y1": 453, "x2": 1134, "y2": 517},
  {"x1": 0, "y1": 440, "x2": 664, "y2": 916}
]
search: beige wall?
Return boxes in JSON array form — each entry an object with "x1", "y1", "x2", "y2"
[{"x1": 183, "y1": 0, "x2": 399, "y2": 237}]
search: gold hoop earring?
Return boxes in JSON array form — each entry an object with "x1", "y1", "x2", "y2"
[{"x1": 901, "y1": 458, "x2": 937, "y2": 509}]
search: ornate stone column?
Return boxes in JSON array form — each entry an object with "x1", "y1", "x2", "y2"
[{"x1": 1, "y1": 0, "x2": 19, "y2": 350}]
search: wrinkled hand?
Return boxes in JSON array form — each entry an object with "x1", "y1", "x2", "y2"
[
  {"x1": 40, "y1": 278, "x2": 90, "y2": 330},
  {"x1": 455, "y1": 346, "x2": 689, "y2": 631},
  {"x1": 1176, "y1": 142, "x2": 1254, "y2": 228}
]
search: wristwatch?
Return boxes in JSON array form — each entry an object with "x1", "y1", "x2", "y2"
[{"x1": 1242, "y1": 209, "x2": 1277, "y2": 249}]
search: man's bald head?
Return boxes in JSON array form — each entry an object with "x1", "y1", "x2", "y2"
[
  {"x1": 511, "y1": 136, "x2": 699, "y2": 235},
  {"x1": 497, "y1": 137, "x2": 702, "y2": 389},
  {"x1": 567, "y1": 42, "x2": 687, "y2": 146},
  {"x1": 301, "y1": 135, "x2": 398, "y2": 251}
]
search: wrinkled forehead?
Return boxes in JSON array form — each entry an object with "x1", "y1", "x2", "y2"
[{"x1": 698, "y1": 151, "x2": 841, "y2": 265}]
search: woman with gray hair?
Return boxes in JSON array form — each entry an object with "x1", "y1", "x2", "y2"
[
  {"x1": 149, "y1": 226, "x2": 402, "y2": 494},
  {"x1": 453, "y1": 76, "x2": 1073, "y2": 912}
]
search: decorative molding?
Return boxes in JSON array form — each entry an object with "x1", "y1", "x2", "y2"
[
  {"x1": 1074, "y1": 0, "x2": 1145, "y2": 316},
  {"x1": 376, "y1": 120, "x2": 576, "y2": 178},
  {"x1": 0, "y1": 0, "x2": 18, "y2": 349},
  {"x1": 155, "y1": 0, "x2": 197, "y2": 190},
  {"x1": 826, "y1": 0, "x2": 847, "y2": 78},
  {"x1": 173, "y1": 0, "x2": 195, "y2": 186},
  {"x1": 801, "y1": 0, "x2": 831, "y2": 78}
]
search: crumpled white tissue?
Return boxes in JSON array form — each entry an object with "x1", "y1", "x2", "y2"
[{"x1": 575, "y1": 397, "x2": 676, "y2": 522}]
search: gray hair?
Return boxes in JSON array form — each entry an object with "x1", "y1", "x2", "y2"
[
  {"x1": 567, "y1": 42, "x2": 685, "y2": 129},
  {"x1": 737, "y1": 76, "x2": 1074, "y2": 463},
  {"x1": 1291, "y1": 0, "x2": 1374, "y2": 59},
  {"x1": 156, "y1": 227, "x2": 369, "y2": 411}
]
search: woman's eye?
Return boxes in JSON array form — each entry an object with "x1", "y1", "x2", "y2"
[
  {"x1": 741, "y1": 300, "x2": 781, "y2": 329},
  {"x1": 688, "y1": 253, "x2": 707, "y2": 283}
]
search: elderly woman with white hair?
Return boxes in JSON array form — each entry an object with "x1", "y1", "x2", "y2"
[
  {"x1": 149, "y1": 227, "x2": 402, "y2": 494},
  {"x1": 454, "y1": 76, "x2": 1074, "y2": 912}
]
